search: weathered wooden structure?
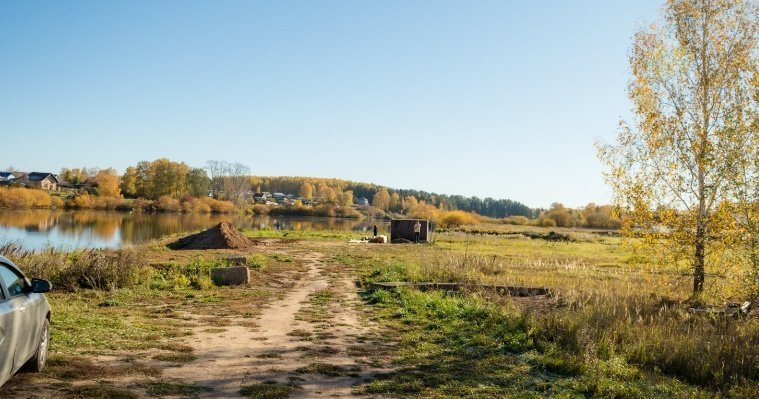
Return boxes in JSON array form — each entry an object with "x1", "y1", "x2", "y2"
[{"x1": 390, "y1": 219, "x2": 430, "y2": 243}]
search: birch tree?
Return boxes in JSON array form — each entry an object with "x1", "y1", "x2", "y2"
[{"x1": 598, "y1": 0, "x2": 758, "y2": 295}]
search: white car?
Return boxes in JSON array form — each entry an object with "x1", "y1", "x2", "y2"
[{"x1": 0, "y1": 255, "x2": 52, "y2": 387}]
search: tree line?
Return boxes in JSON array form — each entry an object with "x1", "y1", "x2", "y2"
[
  {"x1": 61, "y1": 161, "x2": 540, "y2": 219},
  {"x1": 121, "y1": 159, "x2": 210, "y2": 200},
  {"x1": 246, "y1": 176, "x2": 535, "y2": 218}
]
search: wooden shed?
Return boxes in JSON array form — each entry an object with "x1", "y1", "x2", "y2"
[{"x1": 390, "y1": 219, "x2": 430, "y2": 243}]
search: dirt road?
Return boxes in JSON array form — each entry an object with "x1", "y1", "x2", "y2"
[{"x1": 162, "y1": 250, "x2": 391, "y2": 398}]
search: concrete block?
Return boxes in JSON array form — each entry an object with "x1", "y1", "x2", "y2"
[
  {"x1": 225, "y1": 256, "x2": 247, "y2": 265},
  {"x1": 211, "y1": 266, "x2": 250, "y2": 286}
]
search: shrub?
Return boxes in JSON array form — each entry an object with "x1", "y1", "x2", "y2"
[
  {"x1": 200, "y1": 197, "x2": 236, "y2": 213},
  {"x1": 0, "y1": 187, "x2": 30, "y2": 208},
  {"x1": 156, "y1": 195, "x2": 181, "y2": 212},
  {"x1": 70, "y1": 193, "x2": 130, "y2": 210},
  {"x1": 72, "y1": 193, "x2": 95, "y2": 208},
  {"x1": 364, "y1": 207, "x2": 388, "y2": 219},
  {"x1": 439, "y1": 211, "x2": 479, "y2": 227},
  {"x1": 584, "y1": 212, "x2": 622, "y2": 229},
  {"x1": 314, "y1": 205, "x2": 336, "y2": 217},
  {"x1": 334, "y1": 206, "x2": 362, "y2": 219},
  {"x1": 62, "y1": 249, "x2": 141, "y2": 290},
  {"x1": 29, "y1": 189, "x2": 52, "y2": 207},
  {"x1": 539, "y1": 203, "x2": 580, "y2": 228},
  {"x1": 51, "y1": 196, "x2": 65, "y2": 208},
  {"x1": 131, "y1": 198, "x2": 153, "y2": 212},
  {"x1": 406, "y1": 202, "x2": 441, "y2": 223},
  {"x1": 250, "y1": 204, "x2": 270, "y2": 214},
  {"x1": 503, "y1": 215, "x2": 529, "y2": 225},
  {"x1": 172, "y1": 274, "x2": 191, "y2": 289},
  {"x1": 539, "y1": 218, "x2": 557, "y2": 227},
  {"x1": 270, "y1": 204, "x2": 310, "y2": 216},
  {"x1": 191, "y1": 275, "x2": 214, "y2": 290},
  {"x1": 99, "y1": 196, "x2": 127, "y2": 210},
  {"x1": 0, "y1": 187, "x2": 55, "y2": 209},
  {"x1": 2, "y1": 244, "x2": 141, "y2": 291},
  {"x1": 181, "y1": 197, "x2": 211, "y2": 213}
]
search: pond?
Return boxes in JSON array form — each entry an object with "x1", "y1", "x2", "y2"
[{"x1": 0, "y1": 210, "x2": 389, "y2": 251}]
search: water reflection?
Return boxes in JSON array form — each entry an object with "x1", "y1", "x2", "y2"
[{"x1": 0, "y1": 210, "x2": 388, "y2": 250}]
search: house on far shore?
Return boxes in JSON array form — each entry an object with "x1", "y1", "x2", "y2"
[
  {"x1": 355, "y1": 197, "x2": 369, "y2": 206},
  {"x1": 272, "y1": 193, "x2": 286, "y2": 203},
  {"x1": 18, "y1": 172, "x2": 61, "y2": 191},
  {"x1": 58, "y1": 180, "x2": 76, "y2": 192},
  {"x1": 253, "y1": 192, "x2": 269, "y2": 204},
  {"x1": 0, "y1": 172, "x2": 15, "y2": 185}
]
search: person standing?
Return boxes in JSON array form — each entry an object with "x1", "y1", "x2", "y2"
[
  {"x1": 372, "y1": 225, "x2": 378, "y2": 238},
  {"x1": 413, "y1": 220, "x2": 421, "y2": 244}
]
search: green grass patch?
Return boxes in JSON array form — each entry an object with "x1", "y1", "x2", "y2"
[
  {"x1": 49, "y1": 291, "x2": 180, "y2": 354},
  {"x1": 247, "y1": 253, "x2": 269, "y2": 269},
  {"x1": 269, "y1": 253, "x2": 293, "y2": 262},
  {"x1": 357, "y1": 287, "x2": 712, "y2": 398},
  {"x1": 294, "y1": 362, "x2": 361, "y2": 377},
  {"x1": 44, "y1": 355, "x2": 161, "y2": 381},
  {"x1": 242, "y1": 228, "x2": 356, "y2": 241},
  {"x1": 65, "y1": 384, "x2": 139, "y2": 399},
  {"x1": 239, "y1": 381, "x2": 299, "y2": 398},
  {"x1": 144, "y1": 380, "x2": 213, "y2": 397},
  {"x1": 152, "y1": 352, "x2": 197, "y2": 363}
]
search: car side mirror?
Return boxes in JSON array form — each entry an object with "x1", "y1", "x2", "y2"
[{"x1": 30, "y1": 278, "x2": 52, "y2": 293}]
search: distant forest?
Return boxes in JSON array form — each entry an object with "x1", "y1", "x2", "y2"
[
  {"x1": 396, "y1": 190, "x2": 536, "y2": 219},
  {"x1": 247, "y1": 176, "x2": 536, "y2": 218}
]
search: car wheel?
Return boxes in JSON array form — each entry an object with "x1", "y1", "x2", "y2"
[{"x1": 25, "y1": 318, "x2": 50, "y2": 372}]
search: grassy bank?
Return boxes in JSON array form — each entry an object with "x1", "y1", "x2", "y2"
[
  {"x1": 325, "y1": 227, "x2": 759, "y2": 397},
  {"x1": 0, "y1": 187, "x2": 238, "y2": 213},
  {"x1": 360, "y1": 288, "x2": 714, "y2": 398},
  {"x1": 1, "y1": 240, "x2": 303, "y2": 397}
]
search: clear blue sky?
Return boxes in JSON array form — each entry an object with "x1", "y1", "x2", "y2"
[{"x1": 0, "y1": 0, "x2": 661, "y2": 208}]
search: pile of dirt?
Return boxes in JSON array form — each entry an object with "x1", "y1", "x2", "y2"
[{"x1": 167, "y1": 222, "x2": 253, "y2": 250}]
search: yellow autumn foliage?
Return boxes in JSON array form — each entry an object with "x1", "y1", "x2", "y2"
[{"x1": 439, "y1": 210, "x2": 480, "y2": 227}]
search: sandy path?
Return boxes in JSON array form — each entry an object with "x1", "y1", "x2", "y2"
[{"x1": 163, "y1": 251, "x2": 389, "y2": 398}]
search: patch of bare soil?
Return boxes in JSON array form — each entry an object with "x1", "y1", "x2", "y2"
[{"x1": 167, "y1": 222, "x2": 254, "y2": 250}]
